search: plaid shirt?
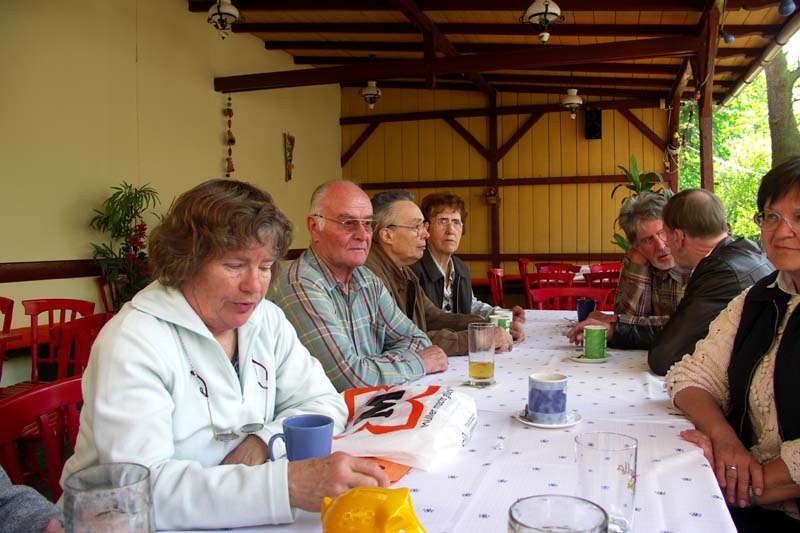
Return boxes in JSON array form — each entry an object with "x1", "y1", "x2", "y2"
[
  {"x1": 269, "y1": 248, "x2": 429, "y2": 391},
  {"x1": 614, "y1": 256, "x2": 688, "y2": 326}
]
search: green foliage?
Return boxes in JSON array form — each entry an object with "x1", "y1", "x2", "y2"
[
  {"x1": 677, "y1": 72, "x2": 772, "y2": 243},
  {"x1": 89, "y1": 182, "x2": 160, "y2": 310},
  {"x1": 610, "y1": 155, "x2": 674, "y2": 250}
]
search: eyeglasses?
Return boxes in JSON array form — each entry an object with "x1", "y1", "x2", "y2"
[
  {"x1": 177, "y1": 330, "x2": 269, "y2": 442},
  {"x1": 431, "y1": 218, "x2": 463, "y2": 230},
  {"x1": 638, "y1": 229, "x2": 668, "y2": 246},
  {"x1": 311, "y1": 214, "x2": 374, "y2": 233},
  {"x1": 190, "y1": 359, "x2": 269, "y2": 442},
  {"x1": 387, "y1": 222, "x2": 426, "y2": 237},
  {"x1": 754, "y1": 210, "x2": 800, "y2": 233}
]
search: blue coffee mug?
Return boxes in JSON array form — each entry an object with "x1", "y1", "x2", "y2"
[
  {"x1": 576, "y1": 298, "x2": 596, "y2": 322},
  {"x1": 527, "y1": 373, "x2": 567, "y2": 425},
  {"x1": 268, "y1": 414, "x2": 334, "y2": 461}
]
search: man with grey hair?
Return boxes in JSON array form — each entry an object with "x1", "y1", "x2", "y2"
[
  {"x1": 271, "y1": 180, "x2": 448, "y2": 391},
  {"x1": 569, "y1": 189, "x2": 772, "y2": 375},
  {"x1": 365, "y1": 190, "x2": 513, "y2": 356}
]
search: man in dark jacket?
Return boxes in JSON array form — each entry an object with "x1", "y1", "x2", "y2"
[
  {"x1": 365, "y1": 190, "x2": 513, "y2": 356},
  {"x1": 568, "y1": 189, "x2": 773, "y2": 375}
]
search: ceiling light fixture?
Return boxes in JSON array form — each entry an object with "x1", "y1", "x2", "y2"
[
  {"x1": 561, "y1": 88, "x2": 583, "y2": 120},
  {"x1": 779, "y1": 0, "x2": 797, "y2": 16},
  {"x1": 520, "y1": 0, "x2": 564, "y2": 44},
  {"x1": 207, "y1": 0, "x2": 239, "y2": 40},
  {"x1": 361, "y1": 81, "x2": 382, "y2": 110}
]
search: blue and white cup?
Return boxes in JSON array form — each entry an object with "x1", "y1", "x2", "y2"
[{"x1": 526, "y1": 373, "x2": 568, "y2": 424}]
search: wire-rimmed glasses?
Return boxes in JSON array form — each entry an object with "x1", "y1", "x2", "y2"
[
  {"x1": 754, "y1": 210, "x2": 800, "y2": 233},
  {"x1": 311, "y1": 214, "x2": 374, "y2": 233},
  {"x1": 190, "y1": 359, "x2": 269, "y2": 442},
  {"x1": 387, "y1": 222, "x2": 426, "y2": 237},
  {"x1": 430, "y1": 217, "x2": 463, "y2": 230}
]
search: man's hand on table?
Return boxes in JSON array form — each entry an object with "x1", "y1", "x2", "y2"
[
  {"x1": 419, "y1": 345, "x2": 448, "y2": 374},
  {"x1": 566, "y1": 318, "x2": 614, "y2": 345},
  {"x1": 509, "y1": 320, "x2": 525, "y2": 343},
  {"x1": 221, "y1": 434, "x2": 268, "y2": 466},
  {"x1": 287, "y1": 451, "x2": 390, "y2": 511},
  {"x1": 511, "y1": 306, "x2": 526, "y2": 322},
  {"x1": 495, "y1": 327, "x2": 513, "y2": 352}
]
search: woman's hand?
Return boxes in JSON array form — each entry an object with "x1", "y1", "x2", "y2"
[
  {"x1": 221, "y1": 434, "x2": 269, "y2": 466},
  {"x1": 680, "y1": 429, "x2": 714, "y2": 465},
  {"x1": 708, "y1": 428, "x2": 764, "y2": 508},
  {"x1": 287, "y1": 452, "x2": 390, "y2": 511}
]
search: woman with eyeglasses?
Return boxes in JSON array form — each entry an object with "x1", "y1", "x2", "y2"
[
  {"x1": 665, "y1": 157, "x2": 800, "y2": 531},
  {"x1": 61, "y1": 179, "x2": 388, "y2": 529}
]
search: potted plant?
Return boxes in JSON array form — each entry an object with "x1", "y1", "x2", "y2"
[
  {"x1": 484, "y1": 186, "x2": 499, "y2": 205},
  {"x1": 89, "y1": 182, "x2": 160, "y2": 311},
  {"x1": 610, "y1": 155, "x2": 673, "y2": 250}
]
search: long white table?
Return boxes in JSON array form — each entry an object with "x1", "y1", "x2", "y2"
[{"x1": 175, "y1": 311, "x2": 737, "y2": 532}]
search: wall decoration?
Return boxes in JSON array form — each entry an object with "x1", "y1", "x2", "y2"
[
  {"x1": 283, "y1": 132, "x2": 295, "y2": 181},
  {"x1": 224, "y1": 95, "x2": 235, "y2": 177}
]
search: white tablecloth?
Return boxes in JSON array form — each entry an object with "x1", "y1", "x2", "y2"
[{"x1": 171, "y1": 311, "x2": 737, "y2": 533}]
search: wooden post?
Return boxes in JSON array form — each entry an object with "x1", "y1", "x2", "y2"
[
  {"x1": 697, "y1": 3, "x2": 720, "y2": 191},
  {"x1": 488, "y1": 94, "x2": 500, "y2": 268}
]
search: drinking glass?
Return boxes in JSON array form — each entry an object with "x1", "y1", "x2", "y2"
[
  {"x1": 64, "y1": 462, "x2": 154, "y2": 533},
  {"x1": 468, "y1": 322, "x2": 496, "y2": 387},
  {"x1": 575, "y1": 432, "x2": 638, "y2": 533},
  {"x1": 508, "y1": 494, "x2": 608, "y2": 532}
]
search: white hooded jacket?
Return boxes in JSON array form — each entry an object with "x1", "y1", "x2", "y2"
[{"x1": 61, "y1": 281, "x2": 347, "y2": 529}]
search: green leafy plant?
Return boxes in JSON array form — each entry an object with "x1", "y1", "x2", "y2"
[
  {"x1": 89, "y1": 182, "x2": 160, "y2": 311},
  {"x1": 610, "y1": 155, "x2": 673, "y2": 250}
]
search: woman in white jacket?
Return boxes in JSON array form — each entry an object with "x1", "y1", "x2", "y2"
[{"x1": 61, "y1": 179, "x2": 388, "y2": 530}]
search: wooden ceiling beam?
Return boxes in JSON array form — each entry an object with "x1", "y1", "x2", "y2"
[
  {"x1": 340, "y1": 98, "x2": 663, "y2": 125},
  {"x1": 237, "y1": 22, "x2": 777, "y2": 38},
  {"x1": 220, "y1": 36, "x2": 698, "y2": 92},
  {"x1": 190, "y1": 1, "x2": 711, "y2": 12},
  {"x1": 351, "y1": 80, "x2": 668, "y2": 98},
  {"x1": 386, "y1": 0, "x2": 495, "y2": 96}
]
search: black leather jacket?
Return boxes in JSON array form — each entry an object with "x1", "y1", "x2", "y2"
[
  {"x1": 410, "y1": 250, "x2": 474, "y2": 314},
  {"x1": 611, "y1": 237, "x2": 773, "y2": 375}
]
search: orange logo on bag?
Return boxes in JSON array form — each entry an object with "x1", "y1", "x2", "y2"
[{"x1": 341, "y1": 385, "x2": 440, "y2": 435}]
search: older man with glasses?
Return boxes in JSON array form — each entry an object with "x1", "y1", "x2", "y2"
[
  {"x1": 364, "y1": 190, "x2": 513, "y2": 356},
  {"x1": 271, "y1": 180, "x2": 448, "y2": 392}
]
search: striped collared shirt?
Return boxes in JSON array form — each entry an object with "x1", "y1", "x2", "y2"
[{"x1": 269, "y1": 248, "x2": 429, "y2": 392}]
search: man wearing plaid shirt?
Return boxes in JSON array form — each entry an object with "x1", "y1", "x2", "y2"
[
  {"x1": 569, "y1": 193, "x2": 688, "y2": 349},
  {"x1": 270, "y1": 180, "x2": 448, "y2": 392}
]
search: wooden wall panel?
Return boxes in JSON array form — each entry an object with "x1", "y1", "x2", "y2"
[{"x1": 341, "y1": 87, "x2": 668, "y2": 274}]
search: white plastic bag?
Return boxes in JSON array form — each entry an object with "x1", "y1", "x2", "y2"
[{"x1": 331, "y1": 384, "x2": 477, "y2": 471}]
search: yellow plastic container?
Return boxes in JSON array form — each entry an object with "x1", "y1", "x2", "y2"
[{"x1": 320, "y1": 487, "x2": 426, "y2": 533}]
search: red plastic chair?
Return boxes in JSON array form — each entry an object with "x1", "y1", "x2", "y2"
[
  {"x1": 529, "y1": 287, "x2": 613, "y2": 312},
  {"x1": 0, "y1": 376, "x2": 82, "y2": 501},
  {"x1": 56, "y1": 313, "x2": 113, "y2": 379},
  {"x1": 22, "y1": 299, "x2": 95, "y2": 384},
  {"x1": 488, "y1": 268, "x2": 505, "y2": 308},
  {"x1": 536, "y1": 263, "x2": 581, "y2": 275},
  {"x1": 583, "y1": 271, "x2": 620, "y2": 289},
  {"x1": 520, "y1": 272, "x2": 574, "y2": 309},
  {"x1": 588, "y1": 262, "x2": 621, "y2": 273},
  {"x1": 0, "y1": 297, "x2": 23, "y2": 384}
]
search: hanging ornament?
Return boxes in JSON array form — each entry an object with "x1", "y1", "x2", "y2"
[{"x1": 224, "y1": 95, "x2": 235, "y2": 177}]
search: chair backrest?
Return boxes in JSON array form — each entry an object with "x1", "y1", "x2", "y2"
[
  {"x1": 588, "y1": 262, "x2": 621, "y2": 273},
  {"x1": 0, "y1": 297, "x2": 12, "y2": 335},
  {"x1": 529, "y1": 287, "x2": 613, "y2": 311},
  {"x1": 517, "y1": 258, "x2": 530, "y2": 277},
  {"x1": 0, "y1": 376, "x2": 83, "y2": 501},
  {"x1": 22, "y1": 299, "x2": 96, "y2": 383},
  {"x1": 536, "y1": 263, "x2": 581, "y2": 274},
  {"x1": 56, "y1": 312, "x2": 113, "y2": 379},
  {"x1": 488, "y1": 268, "x2": 505, "y2": 308},
  {"x1": 583, "y1": 271, "x2": 620, "y2": 289},
  {"x1": 520, "y1": 272, "x2": 575, "y2": 309}
]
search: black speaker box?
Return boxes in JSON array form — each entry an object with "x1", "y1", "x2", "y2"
[{"x1": 585, "y1": 109, "x2": 602, "y2": 139}]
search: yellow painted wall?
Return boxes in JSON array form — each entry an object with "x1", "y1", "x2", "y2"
[
  {"x1": 342, "y1": 88, "x2": 667, "y2": 279},
  {"x1": 0, "y1": 0, "x2": 341, "y2": 326}
]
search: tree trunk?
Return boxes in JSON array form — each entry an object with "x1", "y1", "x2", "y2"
[{"x1": 765, "y1": 50, "x2": 800, "y2": 167}]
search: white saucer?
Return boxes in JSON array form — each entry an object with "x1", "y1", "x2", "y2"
[
  {"x1": 569, "y1": 355, "x2": 608, "y2": 364},
  {"x1": 513, "y1": 410, "x2": 583, "y2": 429}
]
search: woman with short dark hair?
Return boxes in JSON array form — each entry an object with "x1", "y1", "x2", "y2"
[{"x1": 666, "y1": 158, "x2": 800, "y2": 531}]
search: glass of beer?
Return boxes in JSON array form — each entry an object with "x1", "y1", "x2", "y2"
[{"x1": 468, "y1": 322, "x2": 496, "y2": 387}]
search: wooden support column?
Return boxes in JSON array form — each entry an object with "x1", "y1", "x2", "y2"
[
  {"x1": 488, "y1": 94, "x2": 500, "y2": 268},
  {"x1": 697, "y1": 3, "x2": 720, "y2": 191}
]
